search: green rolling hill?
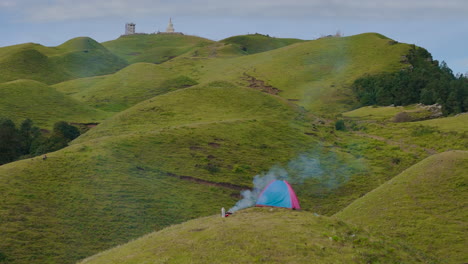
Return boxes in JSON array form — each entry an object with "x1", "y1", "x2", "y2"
[
  {"x1": 0, "y1": 31, "x2": 466, "y2": 264},
  {"x1": 54, "y1": 33, "x2": 412, "y2": 115},
  {"x1": 102, "y1": 34, "x2": 214, "y2": 64},
  {"x1": 53, "y1": 63, "x2": 197, "y2": 112},
  {"x1": 0, "y1": 79, "x2": 110, "y2": 128},
  {"x1": 79, "y1": 208, "x2": 431, "y2": 264},
  {"x1": 220, "y1": 33, "x2": 306, "y2": 54},
  {"x1": 335, "y1": 151, "x2": 468, "y2": 263},
  {"x1": 0, "y1": 37, "x2": 127, "y2": 85},
  {"x1": 165, "y1": 32, "x2": 412, "y2": 114}
]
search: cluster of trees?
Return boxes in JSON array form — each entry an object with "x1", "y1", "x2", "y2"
[
  {"x1": 352, "y1": 46, "x2": 468, "y2": 115},
  {"x1": 0, "y1": 118, "x2": 80, "y2": 165}
]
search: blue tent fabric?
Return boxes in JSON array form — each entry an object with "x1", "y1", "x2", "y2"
[{"x1": 256, "y1": 180, "x2": 300, "y2": 209}]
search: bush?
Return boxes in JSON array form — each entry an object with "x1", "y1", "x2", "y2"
[
  {"x1": 335, "y1": 120, "x2": 346, "y2": 131},
  {"x1": 392, "y1": 112, "x2": 412, "y2": 123}
]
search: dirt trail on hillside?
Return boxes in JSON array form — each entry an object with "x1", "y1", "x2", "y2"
[
  {"x1": 354, "y1": 132, "x2": 437, "y2": 155},
  {"x1": 166, "y1": 172, "x2": 249, "y2": 191},
  {"x1": 242, "y1": 73, "x2": 281, "y2": 95}
]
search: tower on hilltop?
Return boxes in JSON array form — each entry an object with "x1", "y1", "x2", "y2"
[
  {"x1": 166, "y1": 18, "x2": 175, "y2": 33},
  {"x1": 125, "y1": 23, "x2": 135, "y2": 35}
]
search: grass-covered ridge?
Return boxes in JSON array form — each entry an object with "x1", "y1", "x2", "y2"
[
  {"x1": 79, "y1": 208, "x2": 431, "y2": 264},
  {"x1": 0, "y1": 37, "x2": 127, "y2": 84},
  {"x1": 53, "y1": 63, "x2": 197, "y2": 112},
  {"x1": 221, "y1": 33, "x2": 306, "y2": 54},
  {"x1": 0, "y1": 79, "x2": 110, "y2": 128},
  {"x1": 336, "y1": 151, "x2": 468, "y2": 263},
  {"x1": 102, "y1": 34, "x2": 214, "y2": 64},
  {"x1": 165, "y1": 33, "x2": 413, "y2": 114},
  {"x1": 62, "y1": 33, "x2": 413, "y2": 115}
]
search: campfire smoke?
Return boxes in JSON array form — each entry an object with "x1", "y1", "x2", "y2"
[{"x1": 229, "y1": 150, "x2": 359, "y2": 213}]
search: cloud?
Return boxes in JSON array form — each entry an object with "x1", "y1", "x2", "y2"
[
  {"x1": 6, "y1": 0, "x2": 468, "y2": 22},
  {"x1": 0, "y1": 0, "x2": 16, "y2": 7}
]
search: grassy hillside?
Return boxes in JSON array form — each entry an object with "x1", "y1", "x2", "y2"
[
  {"x1": 102, "y1": 34, "x2": 214, "y2": 64},
  {"x1": 1, "y1": 32, "x2": 464, "y2": 264},
  {"x1": 0, "y1": 83, "x2": 319, "y2": 263},
  {"x1": 335, "y1": 151, "x2": 468, "y2": 263},
  {"x1": 0, "y1": 79, "x2": 110, "y2": 128},
  {"x1": 53, "y1": 63, "x2": 196, "y2": 112},
  {"x1": 165, "y1": 33, "x2": 412, "y2": 115},
  {"x1": 0, "y1": 81, "x2": 415, "y2": 263},
  {"x1": 221, "y1": 33, "x2": 305, "y2": 54},
  {"x1": 0, "y1": 44, "x2": 72, "y2": 84},
  {"x1": 59, "y1": 33, "x2": 412, "y2": 115},
  {"x1": 79, "y1": 208, "x2": 431, "y2": 264},
  {"x1": 0, "y1": 141, "x2": 235, "y2": 264},
  {"x1": 0, "y1": 37, "x2": 127, "y2": 84},
  {"x1": 340, "y1": 106, "x2": 468, "y2": 153}
]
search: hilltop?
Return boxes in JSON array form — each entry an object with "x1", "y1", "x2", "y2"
[
  {"x1": 220, "y1": 33, "x2": 305, "y2": 54},
  {"x1": 102, "y1": 34, "x2": 214, "y2": 64},
  {"x1": 79, "y1": 208, "x2": 431, "y2": 264},
  {"x1": 54, "y1": 33, "x2": 412, "y2": 115},
  {"x1": 0, "y1": 79, "x2": 109, "y2": 128},
  {"x1": 336, "y1": 151, "x2": 468, "y2": 263},
  {"x1": 0, "y1": 37, "x2": 127, "y2": 84}
]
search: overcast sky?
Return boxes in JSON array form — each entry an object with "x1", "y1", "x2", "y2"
[{"x1": 1, "y1": 0, "x2": 467, "y2": 74}]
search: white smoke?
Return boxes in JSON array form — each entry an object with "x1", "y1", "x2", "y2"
[{"x1": 228, "y1": 150, "x2": 358, "y2": 212}]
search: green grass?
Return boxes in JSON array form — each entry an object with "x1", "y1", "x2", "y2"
[
  {"x1": 0, "y1": 79, "x2": 110, "y2": 128},
  {"x1": 414, "y1": 113, "x2": 468, "y2": 132},
  {"x1": 0, "y1": 141, "x2": 236, "y2": 264},
  {"x1": 0, "y1": 80, "x2": 418, "y2": 263},
  {"x1": 221, "y1": 33, "x2": 306, "y2": 54},
  {"x1": 335, "y1": 151, "x2": 468, "y2": 263},
  {"x1": 342, "y1": 105, "x2": 433, "y2": 121},
  {"x1": 1, "y1": 32, "x2": 465, "y2": 264},
  {"x1": 161, "y1": 33, "x2": 412, "y2": 115},
  {"x1": 0, "y1": 83, "x2": 317, "y2": 263},
  {"x1": 102, "y1": 34, "x2": 214, "y2": 64},
  {"x1": 0, "y1": 37, "x2": 127, "y2": 85},
  {"x1": 53, "y1": 63, "x2": 193, "y2": 111},
  {"x1": 79, "y1": 208, "x2": 431, "y2": 264},
  {"x1": 61, "y1": 33, "x2": 412, "y2": 116}
]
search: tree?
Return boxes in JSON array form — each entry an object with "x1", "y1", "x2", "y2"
[
  {"x1": 0, "y1": 118, "x2": 20, "y2": 165},
  {"x1": 53, "y1": 121, "x2": 80, "y2": 141},
  {"x1": 19, "y1": 118, "x2": 41, "y2": 155}
]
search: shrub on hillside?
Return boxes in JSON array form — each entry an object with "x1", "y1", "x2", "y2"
[
  {"x1": 335, "y1": 120, "x2": 346, "y2": 131},
  {"x1": 392, "y1": 112, "x2": 413, "y2": 123}
]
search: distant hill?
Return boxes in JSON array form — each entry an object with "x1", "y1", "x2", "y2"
[
  {"x1": 57, "y1": 33, "x2": 412, "y2": 115},
  {"x1": 165, "y1": 33, "x2": 412, "y2": 114},
  {"x1": 102, "y1": 34, "x2": 214, "y2": 64},
  {"x1": 0, "y1": 79, "x2": 110, "y2": 128},
  {"x1": 79, "y1": 208, "x2": 432, "y2": 264},
  {"x1": 0, "y1": 37, "x2": 127, "y2": 84},
  {"x1": 336, "y1": 151, "x2": 468, "y2": 263},
  {"x1": 53, "y1": 63, "x2": 196, "y2": 112},
  {"x1": 221, "y1": 33, "x2": 305, "y2": 54}
]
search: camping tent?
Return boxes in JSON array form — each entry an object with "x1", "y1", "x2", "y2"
[{"x1": 255, "y1": 180, "x2": 301, "y2": 210}]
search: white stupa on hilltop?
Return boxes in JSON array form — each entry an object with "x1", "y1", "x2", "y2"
[
  {"x1": 166, "y1": 18, "x2": 175, "y2": 33},
  {"x1": 158, "y1": 18, "x2": 183, "y2": 35}
]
